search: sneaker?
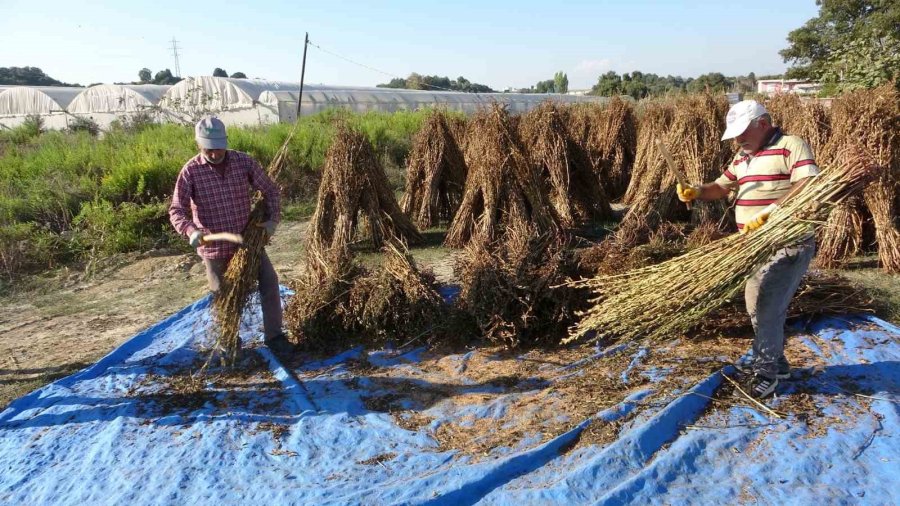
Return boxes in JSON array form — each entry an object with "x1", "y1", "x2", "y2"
[
  {"x1": 775, "y1": 363, "x2": 791, "y2": 380},
  {"x1": 738, "y1": 373, "x2": 779, "y2": 400},
  {"x1": 733, "y1": 361, "x2": 791, "y2": 380}
]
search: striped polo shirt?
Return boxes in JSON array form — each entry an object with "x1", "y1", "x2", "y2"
[{"x1": 715, "y1": 128, "x2": 819, "y2": 229}]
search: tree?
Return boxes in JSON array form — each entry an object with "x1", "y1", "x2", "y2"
[
  {"x1": 376, "y1": 77, "x2": 408, "y2": 89},
  {"x1": 212, "y1": 68, "x2": 228, "y2": 77},
  {"x1": 534, "y1": 79, "x2": 555, "y2": 93},
  {"x1": 687, "y1": 72, "x2": 731, "y2": 93},
  {"x1": 0, "y1": 66, "x2": 79, "y2": 86},
  {"x1": 554, "y1": 71, "x2": 569, "y2": 94},
  {"x1": 153, "y1": 69, "x2": 181, "y2": 85},
  {"x1": 377, "y1": 73, "x2": 494, "y2": 93},
  {"x1": 230, "y1": 72, "x2": 247, "y2": 79},
  {"x1": 780, "y1": 0, "x2": 900, "y2": 88},
  {"x1": 138, "y1": 68, "x2": 152, "y2": 83},
  {"x1": 591, "y1": 71, "x2": 623, "y2": 96},
  {"x1": 820, "y1": 34, "x2": 900, "y2": 90}
]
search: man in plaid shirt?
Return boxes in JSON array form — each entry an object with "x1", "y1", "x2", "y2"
[{"x1": 169, "y1": 117, "x2": 288, "y2": 351}]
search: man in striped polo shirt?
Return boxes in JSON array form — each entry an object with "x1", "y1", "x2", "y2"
[{"x1": 676, "y1": 100, "x2": 819, "y2": 400}]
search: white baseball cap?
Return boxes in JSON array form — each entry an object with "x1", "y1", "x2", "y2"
[
  {"x1": 721, "y1": 100, "x2": 768, "y2": 140},
  {"x1": 195, "y1": 116, "x2": 228, "y2": 149}
]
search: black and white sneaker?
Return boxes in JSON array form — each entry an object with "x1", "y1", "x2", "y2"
[
  {"x1": 775, "y1": 363, "x2": 791, "y2": 380},
  {"x1": 739, "y1": 373, "x2": 779, "y2": 400},
  {"x1": 733, "y1": 361, "x2": 791, "y2": 380}
]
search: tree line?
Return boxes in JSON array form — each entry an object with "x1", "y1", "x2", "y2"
[
  {"x1": 0, "y1": 67, "x2": 249, "y2": 87},
  {"x1": 377, "y1": 73, "x2": 495, "y2": 93}
]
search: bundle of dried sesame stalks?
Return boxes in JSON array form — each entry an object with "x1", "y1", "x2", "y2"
[{"x1": 565, "y1": 146, "x2": 877, "y2": 345}]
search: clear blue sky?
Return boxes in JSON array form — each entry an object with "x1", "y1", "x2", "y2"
[{"x1": 1, "y1": 0, "x2": 820, "y2": 90}]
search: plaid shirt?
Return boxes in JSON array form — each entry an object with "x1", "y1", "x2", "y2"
[{"x1": 169, "y1": 150, "x2": 281, "y2": 260}]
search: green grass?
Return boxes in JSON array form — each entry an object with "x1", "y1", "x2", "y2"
[
  {"x1": 833, "y1": 256, "x2": 900, "y2": 322},
  {"x1": 0, "y1": 108, "x2": 431, "y2": 280}
]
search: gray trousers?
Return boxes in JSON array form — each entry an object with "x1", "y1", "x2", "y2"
[
  {"x1": 203, "y1": 252, "x2": 283, "y2": 339},
  {"x1": 744, "y1": 237, "x2": 815, "y2": 379}
]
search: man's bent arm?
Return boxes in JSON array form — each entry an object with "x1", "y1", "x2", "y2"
[{"x1": 696, "y1": 182, "x2": 732, "y2": 201}]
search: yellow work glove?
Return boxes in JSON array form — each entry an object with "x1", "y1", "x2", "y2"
[
  {"x1": 742, "y1": 204, "x2": 779, "y2": 234},
  {"x1": 676, "y1": 183, "x2": 701, "y2": 203}
]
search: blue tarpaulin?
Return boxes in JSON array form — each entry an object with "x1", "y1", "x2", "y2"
[{"x1": 1, "y1": 293, "x2": 898, "y2": 505}]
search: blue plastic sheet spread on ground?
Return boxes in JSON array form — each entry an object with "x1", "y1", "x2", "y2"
[{"x1": 1, "y1": 293, "x2": 898, "y2": 505}]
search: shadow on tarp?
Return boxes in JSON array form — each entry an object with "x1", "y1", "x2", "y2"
[{"x1": 0, "y1": 341, "x2": 550, "y2": 431}]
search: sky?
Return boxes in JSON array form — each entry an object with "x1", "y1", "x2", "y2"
[{"x1": 0, "y1": 0, "x2": 820, "y2": 90}]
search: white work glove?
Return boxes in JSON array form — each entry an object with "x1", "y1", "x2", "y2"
[
  {"x1": 676, "y1": 183, "x2": 701, "y2": 203},
  {"x1": 742, "y1": 204, "x2": 779, "y2": 234},
  {"x1": 189, "y1": 230, "x2": 204, "y2": 248},
  {"x1": 257, "y1": 220, "x2": 277, "y2": 237}
]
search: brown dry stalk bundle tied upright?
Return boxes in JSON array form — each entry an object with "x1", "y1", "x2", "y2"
[
  {"x1": 622, "y1": 99, "x2": 675, "y2": 205},
  {"x1": 446, "y1": 115, "x2": 469, "y2": 153},
  {"x1": 823, "y1": 85, "x2": 900, "y2": 272},
  {"x1": 765, "y1": 93, "x2": 831, "y2": 157},
  {"x1": 210, "y1": 131, "x2": 296, "y2": 366},
  {"x1": 455, "y1": 222, "x2": 584, "y2": 349},
  {"x1": 401, "y1": 110, "x2": 468, "y2": 228},
  {"x1": 814, "y1": 196, "x2": 865, "y2": 269},
  {"x1": 309, "y1": 126, "x2": 423, "y2": 251},
  {"x1": 284, "y1": 241, "x2": 446, "y2": 352},
  {"x1": 346, "y1": 241, "x2": 447, "y2": 346},
  {"x1": 283, "y1": 244, "x2": 360, "y2": 352},
  {"x1": 863, "y1": 175, "x2": 900, "y2": 271},
  {"x1": 445, "y1": 103, "x2": 562, "y2": 248},
  {"x1": 519, "y1": 101, "x2": 613, "y2": 228},
  {"x1": 566, "y1": 147, "x2": 878, "y2": 345},
  {"x1": 616, "y1": 94, "x2": 732, "y2": 246},
  {"x1": 568, "y1": 98, "x2": 637, "y2": 201}
]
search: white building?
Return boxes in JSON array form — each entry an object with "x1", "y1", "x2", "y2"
[{"x1": 756, "y1": 79, "x2": 822, "y2": 95}]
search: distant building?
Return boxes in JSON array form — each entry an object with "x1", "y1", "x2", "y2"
[
  {"x1": 756, "y1": 79, "x2": 822, "y2": 95},
  {"x1": 566, "y1": 89, "x2": 591, "y2": 96}
]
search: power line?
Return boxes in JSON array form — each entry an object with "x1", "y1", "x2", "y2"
[
  {"x1": 306, "y1": 39, "x2": 480, "y2": 96},
  {"x1": 170, "y1": 37, "x2": 182, "y2": 77}
]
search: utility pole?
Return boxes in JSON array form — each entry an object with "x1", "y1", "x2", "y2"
[
  {"x1": 170, "y1": 37, "x2": 182, "y2": 77},
  {"x1": 296, "y1": 32, "x2": 309, "y2": 120}
]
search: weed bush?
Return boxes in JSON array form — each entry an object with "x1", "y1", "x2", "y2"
[
  {"x1": 0, "y1": 222, "x2": 70, "y2": 278},
  {"x1": 74, "y1": 200, "x2": 182, "y2": 256}
]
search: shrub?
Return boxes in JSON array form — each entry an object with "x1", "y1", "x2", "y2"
[
  {"x1": 74, "y1": 200, "x2": 181, "y2": 257},
  {"x1": 0, "y1": 222, "x2": 70, "y2": 279},
  {"x1": 68, "y1": 116, "x2": 100, "y2": 136}
]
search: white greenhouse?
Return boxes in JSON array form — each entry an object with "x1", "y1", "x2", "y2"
[
  {"x1": 0, "y1": 77, "x2": 611, "y2": 130},
  {"x1": 258, "y1": 85, "x2": 609, "y2": 123},
  {"x1": 67, "y1": 84, "x2": 171, "y2": 128},
  {"x1": 0, "y1": 86, "x2": 83, "y2": 129},
  {"x1": 159, "y1": 77, "x2": 299, "y2": 125}
]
